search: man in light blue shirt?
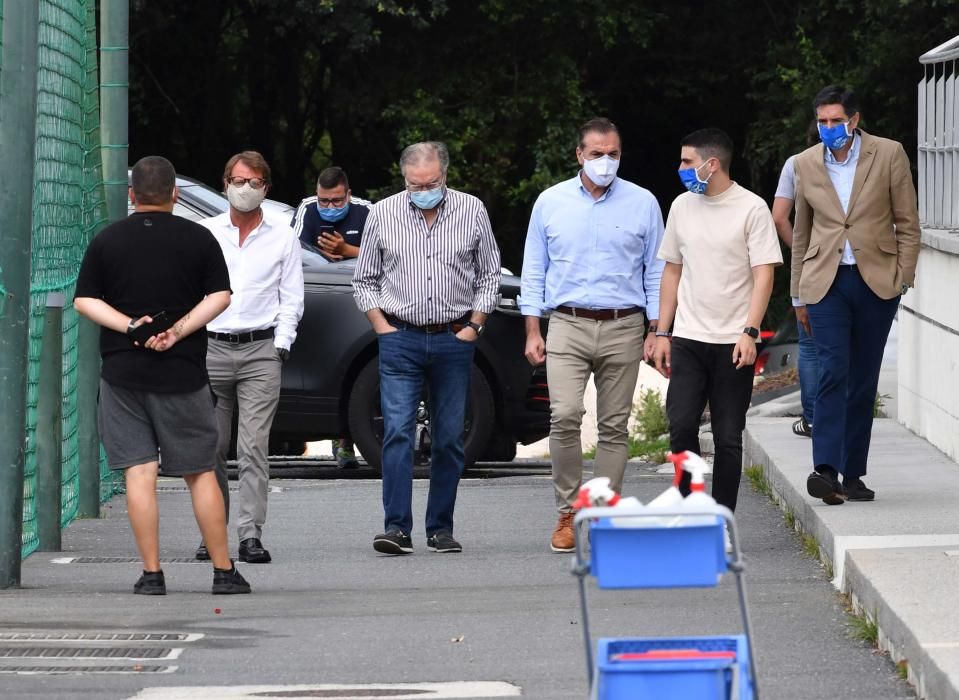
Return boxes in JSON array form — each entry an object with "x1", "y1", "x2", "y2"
[{"x1": 520, "y1": 117, "x2": 665, "y2": 552}]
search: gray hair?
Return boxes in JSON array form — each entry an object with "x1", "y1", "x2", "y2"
[{"x1": 399, "y1": 141, "x2": 449, "y2": 176}]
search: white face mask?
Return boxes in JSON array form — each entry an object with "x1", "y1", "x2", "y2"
[
  {"x1": 582, "y1": 154, "x2": 620, "y2": 187},
  {"x1": 227, "y1": 183, "x2": 267, "y2": 213}
]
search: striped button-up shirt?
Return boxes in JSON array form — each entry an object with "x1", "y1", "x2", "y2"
[{"x1": 352, "y1": 188, "x2": 501, "y2": 325}]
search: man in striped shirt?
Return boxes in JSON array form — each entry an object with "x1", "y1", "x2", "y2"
[{"x1": 352, "y1": 141, "x2": 501, "y2": 556}]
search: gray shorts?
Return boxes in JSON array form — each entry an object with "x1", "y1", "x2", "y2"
[{"x1": 98, "y1": 380, "x2": 218, "y2": 475}]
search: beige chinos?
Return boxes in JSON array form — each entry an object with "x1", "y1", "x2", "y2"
[
  {"x1": 207, "y1": 337, "x2": 282, "y2": 542},
  {"x1": 545, "y1": 310, "x2": 645, "y2": 512}
]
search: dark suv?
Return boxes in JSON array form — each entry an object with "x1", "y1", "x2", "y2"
[{"x1": 151, "y1": 175, "x2": 550, "y2": 468}]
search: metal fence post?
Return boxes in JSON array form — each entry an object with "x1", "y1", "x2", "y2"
[
  {"x1": 36, "y1": 293, "x2": 65, "y2": 551},
  {"x1": 0, "y1": 0, "x2": 40, "y2": 588}
]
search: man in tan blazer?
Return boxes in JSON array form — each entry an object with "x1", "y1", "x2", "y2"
[{"x1": 791, "y1": 85, "x2": 920, "y2": 506}]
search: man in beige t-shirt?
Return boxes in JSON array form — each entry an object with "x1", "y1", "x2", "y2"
[{"x1": 653, "y1": 128, "x2": 781, "y2": 517}]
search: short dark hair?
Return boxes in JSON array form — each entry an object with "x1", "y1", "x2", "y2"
[
  {"x1": 680, "y1": 128, "x2": 734, "y2": 172},
  {"x1": 222, "y1": 150, "x2": 272, "y2": 185},
  {"x1": 812, "y1": 85, "x2": 859, "y2": 119},
  {"x1": 131, "y1": 156, "x2": 176, "y2": 205},
  {"x1": 317, "y1": 166, "x2": 349, "y2": 191},
  {"x1": 578, "y1": 117, "x2": 621, "y2": 150}
]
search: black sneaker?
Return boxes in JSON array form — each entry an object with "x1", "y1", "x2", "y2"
[
  {"x1": 238, "y1": 538, "x2": 272, "y2": 564},
  {"x1": 373, "y1": 530, "x2": 413, "y2": 555},
  {"x1": 843, "y1": 478, "x2": 875, "y2": 501},
  {"x1": 427, "y1": 531, "x2": 462, "y2": 553},
  {"x1": 134, "y1": 570, "x2": 166, "y2": 595},
  {"x1": 212, "y1": 563, "x2": 252, "y2": 594},
  {"x1": 806, "y1": 466, "x2": 845, "y2": 506},
  {"x1": 195, "y1": 542, "x2": 210, "y2": 561}
]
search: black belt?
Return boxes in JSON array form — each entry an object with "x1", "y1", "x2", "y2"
[
  {"x1": 555, "y1": 305, "x2": 643, "y2": 321},
  {"x1": 384, "y1": 314, "x2": 470, "y2": 334},
  {"x1": 207, "y1": 328, "x2": 275, "y2": 344}
]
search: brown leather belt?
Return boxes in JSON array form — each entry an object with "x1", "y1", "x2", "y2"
[
  {"x1": 555, "y1": 305, "x2": 643, "y2": 321},
  {"x1": 384, "y1": 314, "x2": 470, "y2": 334}
]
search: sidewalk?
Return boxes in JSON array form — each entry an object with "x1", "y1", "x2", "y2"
[{"x1": 744, "y1": 416, "x2": 959, "y2": 700}]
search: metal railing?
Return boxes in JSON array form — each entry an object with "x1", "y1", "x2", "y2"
[{"x1": 919, "y1": 35, "x2": 959, "y2": 230}]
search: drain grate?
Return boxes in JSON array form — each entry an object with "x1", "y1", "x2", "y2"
[
  {"x1": 0, "y1": 664, "x2": 175, "y2": 674},
  {"x1": 0, "y1": 646, "x2": 176, "y2": 660},
  {"x1": 52, "y1": 557, "x2": 201, "y2": 564},
  {"x1": 0, "y1": 632, "x2": 195, "y2": 643}
]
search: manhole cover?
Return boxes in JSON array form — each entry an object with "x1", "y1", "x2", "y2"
[
  {"x1": 0, "y1": 647, "x2": 174, "y2": 659},
  {"x1": 0, "y1": 664, "x2": 174, "y2": 674},
  {"x1": 52, "y1": 557, "x2": 201, "y2": 564},
  {"x1": 0, "y1": 632, "x2": 196, "y2": 643}
]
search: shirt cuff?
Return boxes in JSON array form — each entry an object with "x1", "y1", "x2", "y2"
[
  {"x1": 354, "y1": 292, "x2": 380, "y2": 314},
  {"x1": 791, "y1": 297, "x2": 804, "y2": 307}
]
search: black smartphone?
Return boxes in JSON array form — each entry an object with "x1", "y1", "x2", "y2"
[
  {"x1": 318, "y1": 224, "x2": 335, "y2": 241},
  {"x1": 129, "y1": 311, "x2": 171, "y2": 345}
]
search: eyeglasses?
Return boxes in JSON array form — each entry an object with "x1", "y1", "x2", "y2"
[
  {"x1": 227, "y1": 176, "x2": 267, "y2": 190},
  {"x1": 405, "y1": 180, "x2": 444, "y2": 193},
  {"x1": 317, "y1": 196, "x2": 348, "y2": 207}
]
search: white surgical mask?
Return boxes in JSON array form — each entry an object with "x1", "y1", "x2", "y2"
[
  {"x1": 582, "y1": 154, "x2": 620, "y2": 188},
  {"x1": 227, "y1": 183, "x2": 266, "y2": 213}
]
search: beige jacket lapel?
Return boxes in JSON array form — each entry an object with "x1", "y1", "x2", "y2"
[{"x1": 846, "y1": 131, "x2": 877, "y2": 217}]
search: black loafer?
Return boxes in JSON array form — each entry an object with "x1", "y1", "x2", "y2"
[
  {"x1": 806, "y1": 468, "x2": 845, "y2": 506},
  {"x1": 843, "y1": 478, "x2": 875, "y2": 501},
  {"x1": 195, "y1": 542, "x2": 210, "y2": 561},
  {"x1": 238, "y1": 538, "x2": 272, "y2": 563}
]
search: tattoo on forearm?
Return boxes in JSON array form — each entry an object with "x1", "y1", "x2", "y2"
[{"x1": 171, "y1": 313, "x2": 190, "y2": 339}]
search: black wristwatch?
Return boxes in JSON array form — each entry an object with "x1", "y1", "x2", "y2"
[
  {"x1": 466, "y1": 321, "x2": 485, "y2": 336},
  {"x1": 126, "y1": 318, "x2": 139, "y2": 335},
  {"x1": 743, "y1": 326, "x2": 760, "y2": 339}
]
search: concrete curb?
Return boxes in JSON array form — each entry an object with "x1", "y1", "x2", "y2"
[{"x1": 743, "y1": 420, "x2": 959, "y2": 700}]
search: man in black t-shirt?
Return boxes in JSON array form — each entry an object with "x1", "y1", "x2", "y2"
[
  {"x1": 291, "y1": 166, "x2": 371, "y2": 468},
  {"x1": 74, "y1": 156, "x2": 251, "y2": 596}
]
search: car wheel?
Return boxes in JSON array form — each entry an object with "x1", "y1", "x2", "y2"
[
  {"x1": 347, "y1": 357, "x2": 495, "y2": 474},
  {"x1": 482, "y1": 431, "x2": 518, "y2": 462}
]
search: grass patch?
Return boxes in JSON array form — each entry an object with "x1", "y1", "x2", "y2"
[
  {"x1": 874, "y1": 392, "x2": 891, "y2": 418},
  {"x1": 896, "y1": 660, "x2": 908, "y2": 680},
  {"x1": 848, "y1": 608, "x2": 880, "y2": 646},
  {"x1": 783, "y1": 508, "x2": 796, "y2": 530},
  {"x1": 823, "y1": 559, "x2": 834, "y2": 581},
  {"x1": 744, "y1": 464, "x2": 772, "y2": 498},
  {"x1": 800, "y1": 531, "x2": 820, "y2": 559}
]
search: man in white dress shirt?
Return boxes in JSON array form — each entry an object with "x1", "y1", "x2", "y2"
[{"x1": 199, "y1": 150, "x2": 304, "y2": 563}]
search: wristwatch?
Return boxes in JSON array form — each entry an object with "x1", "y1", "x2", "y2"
[
  {"x1": 655, "y1": 330, "x2": 673, "y2": 338},
  {"x1": 126, "y1": 318, "x2": 139, "y2": 335},
  {"x1": 743, "y1": 327, "x2": 760, "y2": 339},
  {"x1": 466, "y1": 321, "x2": 485, "y2": 336},
  {"x1": 647, "y1": 324, "x2": 658, "y2": 335}
]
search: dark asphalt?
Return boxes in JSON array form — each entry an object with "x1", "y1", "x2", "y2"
[{"x1": 0, "y1": 460, "x2": 914, "y2": 699}]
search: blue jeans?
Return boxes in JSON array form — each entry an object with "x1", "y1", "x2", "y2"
[
  {"x1": 377, "y1": 328, "x2": 475, "y2": 537},
  {"x1": 806, "y1": 266, "x2": 898, "y2": 479},
  {"x1": 797, "y1": 319, "x2": 819, "y2": 425}
]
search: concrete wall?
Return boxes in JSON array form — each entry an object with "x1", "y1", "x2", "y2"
[{"x1": 898, "y1": 227, "x2": 959, "y2": 461}]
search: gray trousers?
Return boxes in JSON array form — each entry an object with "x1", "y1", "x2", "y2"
[
  {"x1": 206, "y1": 337, "x2": 282, "y2": 542},
  {"x1": 545, "y1": 311, "x2": 645, "y2": 512}
]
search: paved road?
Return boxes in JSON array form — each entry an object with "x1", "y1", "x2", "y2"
[{"x1": 0, "y1": 462, "x2": 914, "y2": 699}]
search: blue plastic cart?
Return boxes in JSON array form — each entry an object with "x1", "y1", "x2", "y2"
[{"x1": 572, "y1": 503, "x2": 759, "y2": 699}]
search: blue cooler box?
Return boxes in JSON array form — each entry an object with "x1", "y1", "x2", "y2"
[
  {"x1": 596, "y1": 635, "x2": 752, "y2": 700},
  {"x1": 589, "y1": 516, "x2": 727, "y2": 588}
]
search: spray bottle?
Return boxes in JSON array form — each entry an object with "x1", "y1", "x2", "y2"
[
  {"x1": 679, "y1": 451, "x2": 728, "y2": 552},
  {"x1": 573, "y1": 477, "x2": 643, "y2": 510},
  {"x1": 646, "y1": 452, "x2": 686, "y2": 508}
]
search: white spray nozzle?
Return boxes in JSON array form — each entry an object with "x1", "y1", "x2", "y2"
[
  {"x1": 574, "y1": 477, "x2": 621, "y2": 508},
  {"x1": 675, "y1": 451, "x2": 711, "y2": 492}
]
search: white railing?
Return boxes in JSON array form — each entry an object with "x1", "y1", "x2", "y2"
[{"x1": 919, "y1": 35, "x2": 959, "y2": 230}]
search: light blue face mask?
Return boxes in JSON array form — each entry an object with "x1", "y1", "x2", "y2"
[
  {"x1": 410, "y1": 186, "x2": 444, "y2": 210},
  {"x1": 818, "y1": 122, "x2": 852, "y2": 150},
  {"x1": 318, "y1": 202, "x2": 350, "y2": 222}
]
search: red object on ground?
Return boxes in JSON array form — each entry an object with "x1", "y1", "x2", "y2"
[{"x1": 214, "y1": 608, "x2": 221, "y2": 614}]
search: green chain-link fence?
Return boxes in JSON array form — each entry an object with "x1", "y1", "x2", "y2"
[{"x1": 19, "y1": 0, "x2": 121, "y2": 559}]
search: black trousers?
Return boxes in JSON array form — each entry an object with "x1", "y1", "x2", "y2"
[{"x1": 666, "y1": 337, "x2": 755, "y2": 512}]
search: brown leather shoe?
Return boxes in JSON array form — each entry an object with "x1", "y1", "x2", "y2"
[{"x1": 550, "y1": 512, "x2": 576, "y2": 553}]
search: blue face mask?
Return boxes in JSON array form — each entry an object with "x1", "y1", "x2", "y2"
[
  {"x1": 317, "y1": 202, "x2": 350, "y2": 222},
  {"x1": 818, "y1": 122, "x2": 851, "y2": 150},
  {"x1": 410, "y1": 186, "x2": 444, "y2": 210},
  {"x1": 677, "y1": 161, "x2": 712, "y2": 195}
]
